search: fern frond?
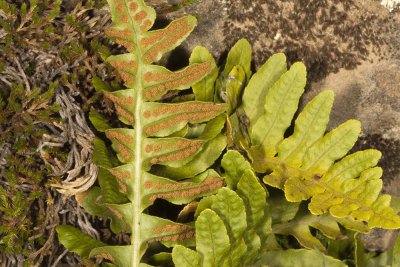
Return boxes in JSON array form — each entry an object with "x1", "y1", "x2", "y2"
[
  {"x1": 57, "y1": 0, "x2": 227, "y2": 266},
  {"x1": 255, "y1": 249, "x2": 347, "y2": 267},
  {"x1": 172, "y1": 151, "x2": 271, "y2": 266},
  {"x1": 237, "y1": 54, "x2": 400, "y2": 230}
]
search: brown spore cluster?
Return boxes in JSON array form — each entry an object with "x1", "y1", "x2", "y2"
[
  {"x1": 108, "y1": 59, "x2": 137, "y2": 85},
  {"x1": 118, "y1": 143, "x2": 132, "y2": 162},
  {"x1": 144, "y1": 61, "x2": 210, "y2": 99},
  {"x1": 147, "y1": 177, "x2": 224, "y2": 202},
  {"x1": 147, "y1": 228, "x2": 195, "y2": 243},
  {"x1": 149, "y1": 141, "x2": 203, "y2": 164},
  {"x1": 110, "y1": 169, "x2": 130, "y2": 192},
  {"x1": 116, "y1": 105, "x2": 135, "y2": 124},
  {"x1": 105, "y1": 91, "x2": 135, "y2": 124},
  {"x1": 106, "y1": 27, "x2": 136, "y2": 51},
  {"x1": 144, "y1": 101, "x2": 224, "y2": 119},
  {"x1": 105, "y1": 129, "x2": 135, "y2": 144},
  {"x1": 105, "y1": 92, "x2": 135, "y2": 106},
  {"x1": 143, "y1": 17, "x2": 194, "y2": 63},
  {"x1": 144, "y1": 109, "x2": 220, "y2": 136},
  {"x1": 95, "y1": 253, "x2": 114, "y2": 261}
]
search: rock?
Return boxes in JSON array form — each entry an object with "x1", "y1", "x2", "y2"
[
  {"x1": 360, "y1": 228, "x2": 399, "y2": 252},
  {"x1": 176, "y1": 0, "x2": 399, "y2": 83}
]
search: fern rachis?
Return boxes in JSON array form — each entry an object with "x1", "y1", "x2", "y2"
[{"x1": 57, "y1": 0, "x2": 227, "y2": 266}]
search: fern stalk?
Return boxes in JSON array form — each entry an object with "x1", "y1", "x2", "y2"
[{"x1": 130, "y1": 6, "x2": 144, "y2": 265}]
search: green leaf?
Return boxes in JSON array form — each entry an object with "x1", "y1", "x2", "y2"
[
  {"x1": 140, "y1": 169, "x2": 224, "y2": 207},
  {"x1": 242, "y1": 53, "x2": 287, "y2": 125},
  {"x1": 93, "y1": 76, "x2": 113, "y2": 92},
  {"x1": 277, "y1": 90, "x2": 334, "y2": 167},
  {"x1": 256, "y1": 249, "x2": 347, "y2": 267},
  {"x1": 196, "y1": 209, "x2": 230, "y2": 267},
  {"x1": 56, "y1": 225, "x2": 105, "y2": 259},
  {"x1": 355, "y1": 233, "x2": 369, "y2": 267},
  {"x1": 104, "y1": 90, "x2": 135, "y2": 125},
  {"x1": 92, "y1": 137, "x2": 118, "y2": 168},
  {"x1": 269, "y1": 193, "x2": 300, "y2": 224},
  {"x1": 237, "y1": 169, "x2": 271, "y2": 261},
  {"x1": 194, "y1": 195, "x2": 215, "y2": 218},
  {"x1": 98, "y1": 166, "x2": 128, "y2": 205},
  {"x1": 89, "y1": 109, "x2": 112, "y2": 132},
  {"x1": 272, "y1": 208, "x2": 347, "y2": 253},
  {"x1": 221, "y1": 38, "x2": 252, "y2": 81},
  {"x1": 172, "y1": 245, "x2": 201, "y2": 267},
  {"x1": 251, "y1": 62, "x2": 306, "y2": 157},
  {"x1": 221, "y1": 150, "x2": 252, "y2": 189},
  {"x1": 56, "y1": 1, "x2": 230, "y2": 266},
  {"x1": 156, "y1": 134, "x2": 227, "y2": 179},
  {"x1": 240, "y1": 53, "x2": 400, "y2": 230},
  {"x1": 199, "y1": 114, "x2": 226, "y2": 140},
  {"x1": 142, "y1": 101, "x2": 226, "y2": 137},
  {"x1": 212, "y1": 188, "x2": 247, "y2": 266},
  {"x1": 225, "y1": 65, "x2": 246, "y2": 114},
  {"x1": 189, "y1": 46, "x2": 218, "y2": 102},
  {"x1": 81, "y1": 187, "x2": 109, "y2": 217},
  {"x1": 141, "y1": 62, "x2": 214, "y2": 101},
  {"x1": 216, "y1": 39, "x2": 252, "y2": 103},
  {"x1": 301, "y1": 119, "x2": 361, "y2": 174}
]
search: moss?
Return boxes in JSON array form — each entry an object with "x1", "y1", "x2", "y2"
[{"x1": 0, "y1": 83, "x2": 58, "y2": 256}]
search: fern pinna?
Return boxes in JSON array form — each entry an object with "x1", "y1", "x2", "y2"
[{"x1": 57, "y1": 0, "x2": 227, "y2": 266}]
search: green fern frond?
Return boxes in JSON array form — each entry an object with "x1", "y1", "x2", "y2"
[
  {"x1": 57, "y1": 0, "x2": 227, "y2": 266},
  {"x1": 255, "y1": 249, "x2": 347, "y2": 267},
  {"x1": 172, "y1": 150, "x2": 271, "y2": 266}
]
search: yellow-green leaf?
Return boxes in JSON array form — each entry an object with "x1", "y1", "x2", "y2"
[
  {"x1": 196, "y1": 209, "x2": 230, "y2": 267},
  {"x1": 56, "y1": 225, "x2": 105, "y2": 259},
  {"x1": 251, "y1": 62, "x2": 306, "y2": 157},
  {"x1": 172, "y1": 245, "x2": 201, "y2": 267},
  {"x1": 189, "y1": 46, "x2": 218, "y2": 102},
  {"x1": 256, "y1": 249, "x2": 347, "y2": 267},
  {"x1": 242, "y1": 53, "x2": 287, "y2": 125}
]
